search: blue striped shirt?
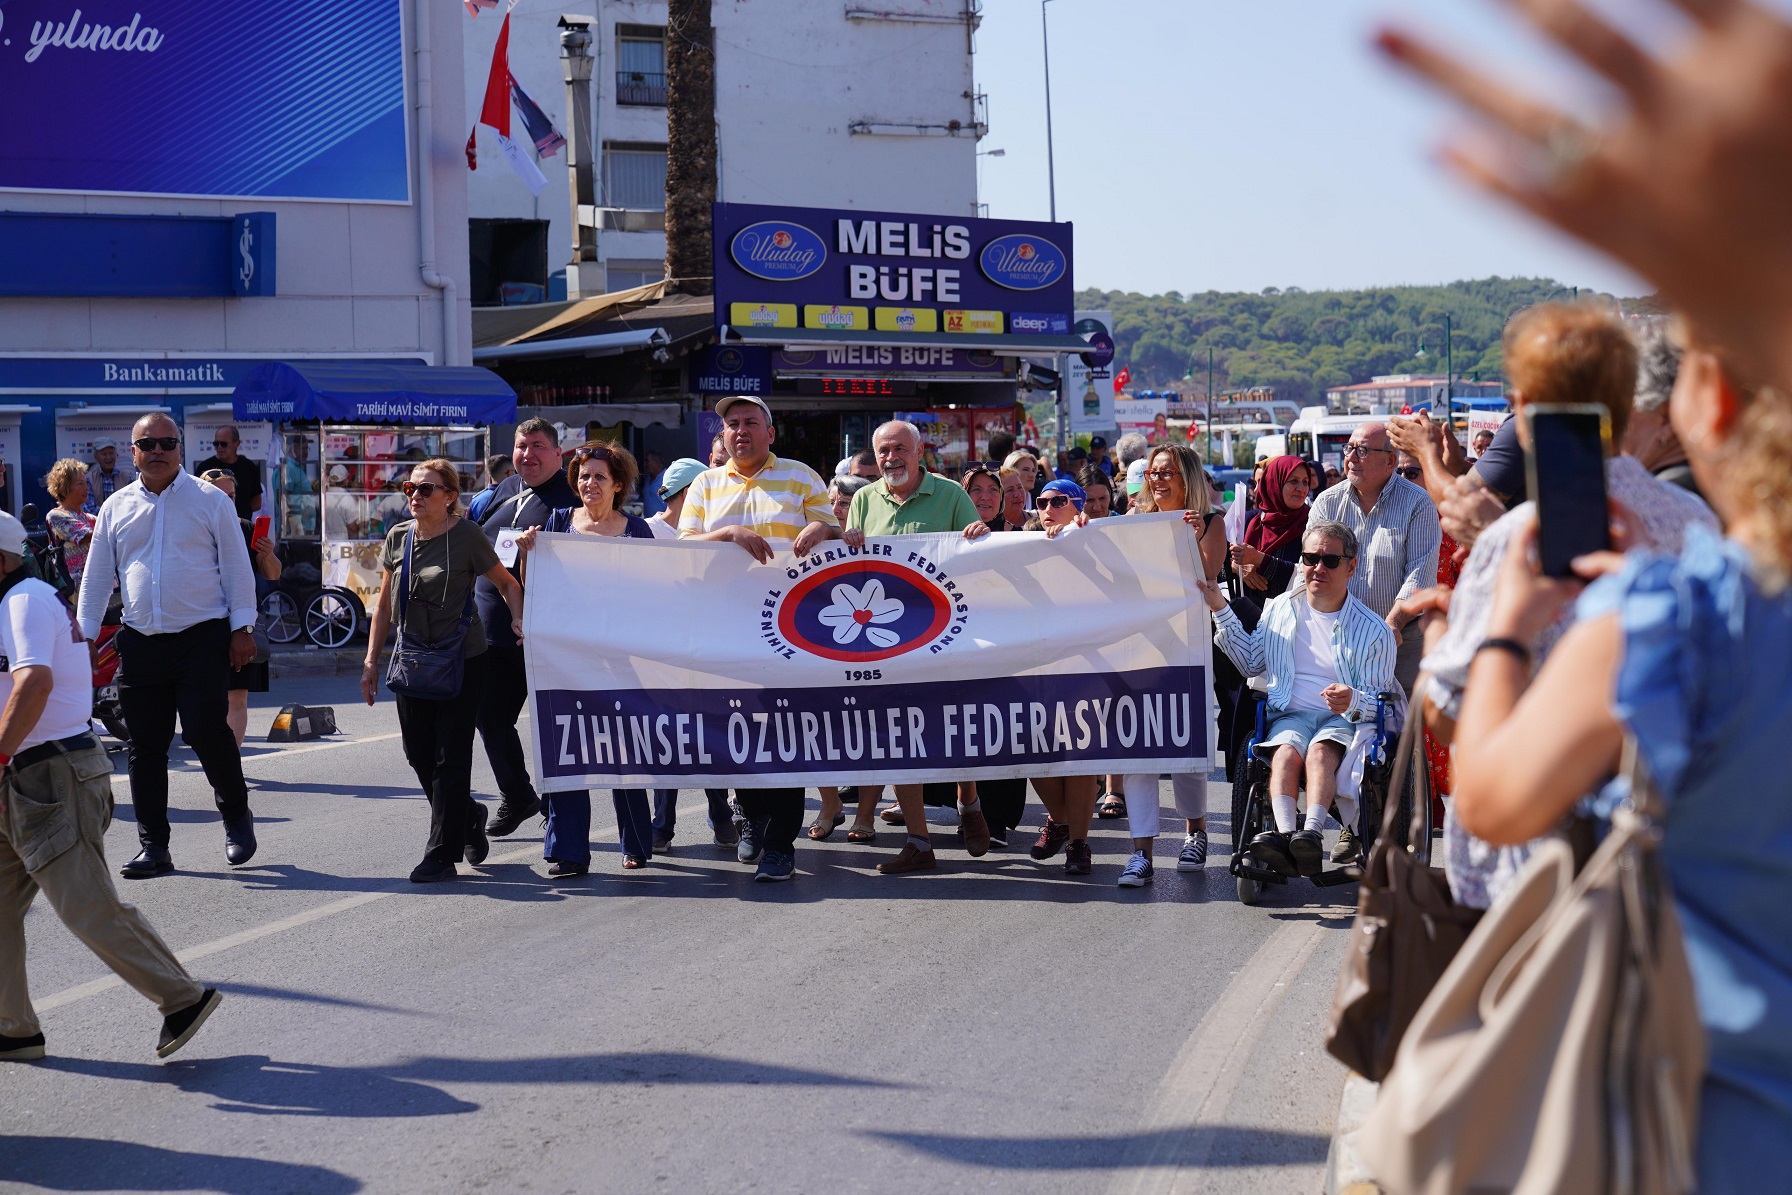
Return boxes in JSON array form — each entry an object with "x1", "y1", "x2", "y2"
[
  {"x1": 1309, "y1": 473, "x2": 1441, "y2": 616},
  {"x1": 1212, "y1": 587, "x2": 1396, "y2": 720}
]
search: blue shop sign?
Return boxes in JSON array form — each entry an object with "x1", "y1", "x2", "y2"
[
  {"x1": 691, "y1": 345, "x2": 773, "y2": 395},
  {"x1": 714, "y1": 202, "x2": 1073, "y2": 343}
]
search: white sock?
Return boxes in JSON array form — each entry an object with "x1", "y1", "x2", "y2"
[
  {"x1": 958, "y1": 798, "x2": 981, "y2": 814},
  {"x1": 1304, "y1": 805, "x2": 1327, "y2": 832},
  {"x1": 1334, "y1": 794, "x2": 1359, "y2": 835},
  {"x1": 1271, "y1": 793, "x2": 1299, "y2": 834}
]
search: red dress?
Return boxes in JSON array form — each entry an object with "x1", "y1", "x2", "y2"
[{"x1": 1423, "y1": 533, "x2": 1462, "y2": 804}]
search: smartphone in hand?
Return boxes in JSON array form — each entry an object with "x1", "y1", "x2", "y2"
[
  {"x1": 1522, "y1": 405, "x2": 1611, "y2": 577},
  {"x1": 253, "y1": 515, "x2": 271, "y2": 545}
]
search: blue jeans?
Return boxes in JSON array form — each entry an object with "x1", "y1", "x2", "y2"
[
  {"x1": 652, "y1": 789, "x2": 734, "y2": 840},
  {"x1": 543, "y1": 792, "x2": 591, "y2": 867},
  {"x1": 612, "y1": 790, "x2": 654, "y2": 860}
]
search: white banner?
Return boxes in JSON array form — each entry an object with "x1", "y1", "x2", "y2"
[{"x1": 523, "y1": 515, "x2": 1215, "y2": 791}]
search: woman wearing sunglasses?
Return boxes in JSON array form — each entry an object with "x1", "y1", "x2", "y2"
[
  {"x1": 513, "y1": 443, "x2": 660, "y2": 875},
  {"x1": 1110, "y1": 445, "x2": 1225, "y2": 885},
  {"x1": 362, "y1": 460, "x2": 525, "y2": 884}
]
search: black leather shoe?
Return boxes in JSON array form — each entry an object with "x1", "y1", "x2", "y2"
[
  {"x1": 223, "y1": 816, "x2": 257, "y2": 867},
  {"x1": 546, "y1": 860, "x2": 588, "y2": 878},
  {"x1": 487, "y1": 796, "x2": 542, "y2": 838},
  {"x1": 464, "y1": 802, "x2": 490, "y2": 865},
  {"x1": 0, "y1": 1031, "x2": 46, "y2": 1062},
  {"x1": 1244, "y1": 831, "x2": 1297, "y2": 877},
  {"x1": 157, "y1": 988, "x2": 221, "y2": 1059},
  {"x1": 121, "y1": 846, "x2": 174, "y2": 879},
  {"x1": 1289, "y1": 827, "x2": 1326, "y2": 877},
  {"x1": 409, "y1": 858, "x2": 459, "y2": 883}
]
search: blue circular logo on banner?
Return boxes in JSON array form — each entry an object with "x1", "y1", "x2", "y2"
[
  {"x1": 778, "y1": 561, "x2": 952, "y2": 662},
  {"x1": 730, "y1": 221, "x2": 828, "y2": 282},
  {"x1": 979, "y1": 233, "x2": 1068, "y2": 292}
]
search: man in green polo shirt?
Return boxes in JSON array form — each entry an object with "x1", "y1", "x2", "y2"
[{"x1": 839, "y1": 421, "x2": 991, "y2": 874}]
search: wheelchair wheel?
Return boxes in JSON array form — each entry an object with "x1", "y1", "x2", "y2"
[
  {"x1": 259, "y1": 589, "x2": 302, "y2": 644},
  {"x1": 304, "y1": 587, "x2": 363, "y2": 649},
  {"x1": 1236, "y1": 873, "x2": 1263, "y2": 905},
  {"x1": 1230, "y1": 764, "x2": 1259, "y2": 857}
]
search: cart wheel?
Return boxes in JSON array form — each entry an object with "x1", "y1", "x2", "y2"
[
  {"x1": 1237, "y1": 874, "x2": 1263, "y2": 905},
  {"x1": 260, "y1": 590, "x2": 302, "y2": 644},
  {"x1": 304, "y1": 589, "x2": 361, "y2": 649}
]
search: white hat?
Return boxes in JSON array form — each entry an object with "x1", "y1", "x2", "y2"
[
  {"x1": 327, "y1": 464, "x2": 349, "y2": 484},
  {"x1": 714, "y1": 394, "x2": 773, "y2": 423},
  {"x1": 1125, "y1": 458, "x2": 1148, "y2": 495},
  {"x1": 0, "y1": 512, "x2": 25, "y2": 557},
  {"x1": 92, "y1": 437, "x2": 118, "y2": 452}
]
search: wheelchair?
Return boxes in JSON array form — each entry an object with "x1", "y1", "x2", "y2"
[{"x1": 1227, "y1": 685, "x2": 1433, "y2": 905}]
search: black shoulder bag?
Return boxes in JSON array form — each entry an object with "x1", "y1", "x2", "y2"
[{"x1": 385, "y1": 527, "x2": 473, "y2": 701}]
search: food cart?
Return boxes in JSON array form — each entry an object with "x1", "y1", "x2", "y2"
[{"x1": 230, "y1": 361, "x2": 517, "y2": 647}]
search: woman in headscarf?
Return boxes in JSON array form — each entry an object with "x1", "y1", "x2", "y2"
[{"x1": 1227, "y1": 454, "x2": 1312, "y2": 621}]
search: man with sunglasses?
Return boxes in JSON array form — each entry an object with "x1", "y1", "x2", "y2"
[
  {"x1": 76, "y1": 415, "x2": 260, "y2": 878},
  {"x1": 1197, "y1": 520, "x2": 1396, "y2": 877},
  {"x1": 1307, "y1": 423, "x2": 1440, "y2": 695},
  {"x1": 195, "y1": 425, "x2": 263, "y2": 522}
]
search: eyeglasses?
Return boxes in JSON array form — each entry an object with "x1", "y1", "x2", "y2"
[
  {"x1": 1299, "y1": 551, "x2": 1355, "y2": 568},
  {"x1": 1145, "y1": 469, "x2": 1179, "y2": 481},
  {"x1": 1342, "y1": 444, "x2": 1393, "y2": 458},
  {"x1": 401, "y1": 481, "x2": 444, "y2": 498},
  {"x1": 1397, "y1": 466, "x2": 1424, "y2": 480},
  {"x1": 1039, "y1": 494, "x2": 1077, "y2": 510},
  {"x1": 132, "y1": 437, "x2": 180, "y2": 452}
]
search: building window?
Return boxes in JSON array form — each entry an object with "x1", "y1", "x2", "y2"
[
  {"x1": 605, "y1": 260, "x2": 664, "y2": 290},
  {"x1": 603, "y1": 141, "x2": 667, "y2": 211},
  {"x1": 468, "y1": 218, "x2": 549, "y2": 306},
  {"x1": 616, "y1": 24, "x2": 667, "y2": 106}
]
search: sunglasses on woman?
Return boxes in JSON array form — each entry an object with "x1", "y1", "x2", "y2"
[
  {"x1": 401, "y1": 481, "x2": 444, "y2": 498},
  {"x1": 1039, "y1": 494, "x2": 1078, "y2": 510},
  {"x1": 1299, "y1": 551, "x2": 1354, "y2": 569}
]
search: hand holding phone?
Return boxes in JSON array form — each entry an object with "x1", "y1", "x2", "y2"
[{"x1": 1522, "y1": 405, "x2": 1611, "y2": 578}]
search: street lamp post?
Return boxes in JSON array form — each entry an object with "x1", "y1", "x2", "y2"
[
  {"x1": 1444, "y1": 313, "x2": 1454, "y2": 430},
  {"x1": 1042, "y1": 0, "x2": 1058, "y2": 223}
]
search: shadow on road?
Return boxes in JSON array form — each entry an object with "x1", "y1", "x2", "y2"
[
  {"x1": 866, "y1": 1123, "x2": 1330, "y2": 1170},
  {"x1": 0, "y1": 1135, "x2": 362, "y2": 1193}
]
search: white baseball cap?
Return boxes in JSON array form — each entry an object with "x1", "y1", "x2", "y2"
[
  {"x1": 1125, "y1": 458, "x2": 1148, "y2": 495},
  {"x1": 92, "y1": 437, "x2": 118, "y2": 452},
  {"x1": 714, "y1": 394, "x2": 773, "y2": 423},
  {"x1": 0, "y1": 512, "x2": 27, "y2": 557}
]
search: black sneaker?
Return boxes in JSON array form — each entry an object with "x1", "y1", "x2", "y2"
[
  {"x1": 487, "y1": 796, "x2": 542, "y2": 838},
  {"x1": 711, "y1": 818, "x2": 739, "y2": 848},
  {"x1": 736, "y1": 816, "x2": 767, "y2": 864},
  {"x1": 157, "y1": 988, "x2": 222, "y2": 1059},
  {"x1": 0, "y1": 1032, "x2": 45, "y2": 1062},
  {"x1": 1064, "y1": 838, "x2": 1093, "y2": 875},
  {"x1": 409, "y1": 858, "x2": 458, "y2": 883},
  {"x1": 989, "y1": 826, "x2": 1010, "y2": 848},
  {"x1": 652, "y1": 831, "x2": 673, "y2": 852},
  {"x1": 464, "y1": 803, "x2": 490, "y2": 865},
  {"x1": 1289, "y1": 828, "x2": 1326, "y2": 877}
]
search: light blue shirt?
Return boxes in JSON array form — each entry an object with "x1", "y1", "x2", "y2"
[
  {"x1": 1212, "y1": 586, "x2": 1396, "y2": 721},
  {"x1": 75, "y1": 469, "x2": 257, "y2": 639},
  {"x1": 1309, "y1": 473, "x2": 1441, "y2": 616}
]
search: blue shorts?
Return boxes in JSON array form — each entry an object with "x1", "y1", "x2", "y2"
[{"x1": 1255, "y1": 707, "x2": 1355, "y2": 759}]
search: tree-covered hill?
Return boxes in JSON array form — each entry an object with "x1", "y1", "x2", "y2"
[{"x1": 1080, "y1": 278, "x2": 1646, "y2": 408}]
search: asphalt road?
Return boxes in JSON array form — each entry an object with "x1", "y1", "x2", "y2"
[{"x1": 4, "y1": 675, "x2": 1357, "y2": 1195}]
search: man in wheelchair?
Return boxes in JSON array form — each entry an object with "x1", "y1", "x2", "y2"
[{"x1": 1195, "y1": 519, "x2": 1397, "y2": 878}]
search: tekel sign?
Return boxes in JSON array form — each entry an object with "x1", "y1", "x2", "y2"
[{"x1": 714, "y1": 203, "x2": 1073, "y2": 343}]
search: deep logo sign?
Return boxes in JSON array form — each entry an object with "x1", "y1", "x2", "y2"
[
  {"x1": 771, "y1": 553, "x2": 969, "y2": 663},
  {"x1": 731, "y1": 220, "x2": 827, "y2": 282},
  {"x1": 979, "y1": 233, "x2": 1067, "y2": 291}
]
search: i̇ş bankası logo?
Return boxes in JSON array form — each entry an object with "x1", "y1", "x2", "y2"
[
  {"x1": 731, "y1": 220, "x2": 827, "y2": 282},
  {"x1": 762, "y1": 546, "x2": 970, "y2": 663}
]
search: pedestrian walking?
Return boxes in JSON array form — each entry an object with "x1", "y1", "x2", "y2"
[
  {"x1": 473, "y1": 419, "x2": 578, "y2": 839},
  {"x1": 362, "y1": 460, "x2": 524, "y2": 883},
  {"x1": 75, "y1": 415, "x2": 259, "y2": 879},
  {"x1": 0, "y1": 512, "x2": 223, "y2": 1062},
  {"x1": 199, "y1": 469, "x2": 284, "y2": 748},
  {"x1": 678, "y1": 395, "x2": 839, "y2": 882}
]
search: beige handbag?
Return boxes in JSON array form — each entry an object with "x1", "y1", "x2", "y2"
[{"x1": 1353, "y1": 740, "x2": 1704, "y2": 1195}]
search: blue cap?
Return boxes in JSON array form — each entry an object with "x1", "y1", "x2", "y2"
[
  {"x1": 1040, "y1": 478, "x2": 1086, "y2": 511},
  {"x1": 658, "y1": 457, "x2": 708, "y2": 500}
]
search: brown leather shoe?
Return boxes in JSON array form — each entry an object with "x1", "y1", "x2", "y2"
[
  {"x1": 876, "y1": 841, "x2": 937, "y2": 874},
  {"x1": 959, "y1": 808, "x2": 991, "y2": 857}
]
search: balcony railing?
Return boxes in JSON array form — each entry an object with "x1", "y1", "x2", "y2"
[{"x1": 616, "y1": 71, "x2": 667, "y2": 106}]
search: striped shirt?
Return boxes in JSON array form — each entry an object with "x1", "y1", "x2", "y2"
[
  {"x1": 677, "y1": 452, "x2": 836, "y2": 545},
  {"x1": 1212, "y1": 586, "x2": 1396, "y2": 721},
  {"x1": 1309, "y1": 473, "x2": 1441, "y2": 617}
]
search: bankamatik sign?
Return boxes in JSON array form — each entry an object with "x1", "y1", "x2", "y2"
[{"x1": 524, "y1": 515, "x2": 1212, "y2": 790}]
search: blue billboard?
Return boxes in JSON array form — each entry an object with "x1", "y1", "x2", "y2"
[
  {"x1": 0, "y1": 0, "x2": 409, "y2": 203},
  {"x1": 713, "y1": 203, "x2": 1074, "y2": 343}
]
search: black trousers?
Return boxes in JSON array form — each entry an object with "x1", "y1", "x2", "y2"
[
  {"x1": 398, "y1": 652, "x2": 489, "y2": 866},
  {"x1": 474, "y1": 643, "x2": 536, "y2": 810},
  {"x1": 734, "y1": 787, "x2": 804, "y2": 854},
  {"x1": 977, "y1": 778, "x2": 1028, "y2": 834},
  {"x1": 116, "y1": 619, "x2": 250, "y2": 849}
]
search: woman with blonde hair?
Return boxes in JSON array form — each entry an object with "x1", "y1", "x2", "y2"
[{"x1": 42, "y1": 458, "x2": 96, "y2": 591}]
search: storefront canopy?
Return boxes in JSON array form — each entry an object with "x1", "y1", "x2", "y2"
[{"x1": 230, "y1": 361, "x2": 517, "y2": 426}]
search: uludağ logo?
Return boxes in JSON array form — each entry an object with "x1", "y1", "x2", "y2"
[
  {"x1": 772, "y1": 556, "x2": 967, "y2": 663},
  {"x1": 731, "y1": 220, "x2": 827, "y2": 281},
  {"x1": 979, "y1": 233, "x2": 1067, "y2": 291}
]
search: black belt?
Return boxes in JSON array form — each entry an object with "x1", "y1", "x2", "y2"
[{"x1": 11, "y1": 733, "x2": 101, "y2": 771}]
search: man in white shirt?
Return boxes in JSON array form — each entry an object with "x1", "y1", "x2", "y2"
[
  {"x1": 76, "y1": 415, "x2": 259, "y2": 879},
  {"x1": 0, "y1": 512, "x2": 223, "y2": 1062}
]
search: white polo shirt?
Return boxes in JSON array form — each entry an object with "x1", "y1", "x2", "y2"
[{"x1": 0, "y1": 577, "x2": 96, "y2": 750}]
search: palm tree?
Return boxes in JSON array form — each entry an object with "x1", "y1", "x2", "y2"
[{"x1": 664, "y1": 0, "x2": 716, "y2": 296}]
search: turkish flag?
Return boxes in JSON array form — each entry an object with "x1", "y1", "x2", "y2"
[{"x1": 1113, "y1": 366, "x2": 1131, "y2": 395}]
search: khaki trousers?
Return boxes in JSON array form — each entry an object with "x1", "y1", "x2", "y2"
[{"x1": 0, "y1": 743, "x2": 203, "y2": 1038}]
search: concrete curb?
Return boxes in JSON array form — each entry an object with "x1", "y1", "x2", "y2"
[
  {"x1": 269, "y1": 647, "x2": 383, "y2": 680},
  {"x1": 1324, "y1": 1073, "x2": 1382, "y2": 1195}
]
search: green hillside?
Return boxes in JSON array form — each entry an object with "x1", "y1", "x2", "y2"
[{"x1": 1080, "y1": 278, "x2": 1647, "y2": 408}]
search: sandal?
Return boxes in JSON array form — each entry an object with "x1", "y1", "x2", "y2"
[
  {"x1": 1097, "y1": 794, "x2": 1127, "y2": 819},
  {"x1": 807, "y1": 812, "x2": 846, "y2": 841},
  {"x1": 846, "y1": 823, "x2": 878, "y2": 844}
]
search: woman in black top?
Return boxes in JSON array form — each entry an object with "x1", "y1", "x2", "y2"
[{"x1": 362, "y1": 459, "x2": 524, "y2": 883}]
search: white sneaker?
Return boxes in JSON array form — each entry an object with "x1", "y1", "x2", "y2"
[{"x1": 1176, "y1": 831, "x2": 1208, "y2": 872}]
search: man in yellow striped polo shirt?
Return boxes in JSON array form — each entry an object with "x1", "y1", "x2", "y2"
[{"x1": 677, "y1": 395, "x2": 839, "y2": 881}]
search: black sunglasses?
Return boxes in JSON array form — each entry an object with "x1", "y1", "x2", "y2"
[
  {"x1": 1039, "y1": 494, "x2": 1077, "y2": 510},
  {"x1": 1397, "y1": 466, "x2": 1423, "y2": 480},
  {"x1": 1300, "y1": 551, "x2": 1355, "y2": 568},
  {"x1": 132, "y1": 436, "x2": 180, "y2": 452},
  {"x1": 401, "y1": 481, "x2": 444, "y2": 498},
  {"x1": 213, "y1": 439, "x2": 233, "y2": 448}
]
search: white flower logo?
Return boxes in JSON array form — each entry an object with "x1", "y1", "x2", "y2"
[{"x1": 816, "y1": 580, "x2": 905, "y2": 648}]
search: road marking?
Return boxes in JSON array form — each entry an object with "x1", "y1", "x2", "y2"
[{"x1": 1105, "y1": 916, "x2": 1328, "y2": 1195}]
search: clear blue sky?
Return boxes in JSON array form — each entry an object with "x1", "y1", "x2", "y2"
[{"x1": 971, "y1": 0, "x2": 1647, "y2": 297}]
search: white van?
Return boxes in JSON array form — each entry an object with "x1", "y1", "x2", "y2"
[{"x1": 1286, "y1": 410, "x2": 1389, "y2": 472}]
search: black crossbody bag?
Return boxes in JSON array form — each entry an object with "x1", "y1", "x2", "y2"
[{"x1": 385, "y1": 527, "x2": 473, "y2": 701}]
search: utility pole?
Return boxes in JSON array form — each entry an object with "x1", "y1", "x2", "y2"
[
  {"x1": 1042, "y1": 0, "x2": 1057, "y2": 222},
  {"x1": 558, "y1": 17, "x2": 601, "y2": 298},
  {"x1": 1444, "y1": 313, "x2": 1453, "y2": 429},
  {"x1": 1206, "y1": 348, "x2": 1214, "y2": 466}
]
